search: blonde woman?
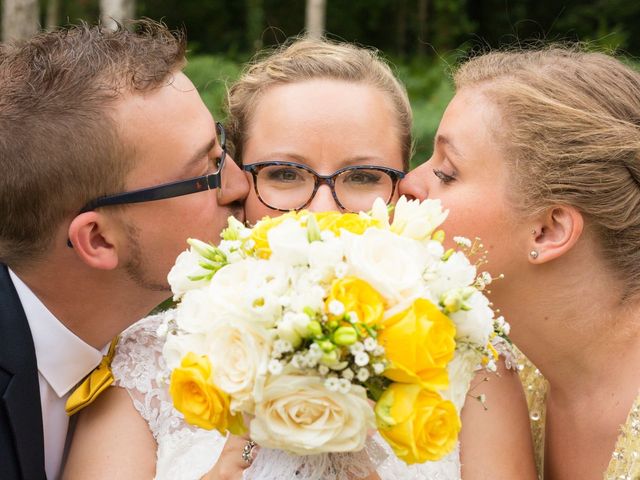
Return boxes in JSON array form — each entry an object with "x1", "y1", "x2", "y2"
[
  {"x1": 400, "y1": 47, "x2": 640, "y2": 479},
  {"x1": 64, "y1": 39, "x2": 536, "y2": 480}
]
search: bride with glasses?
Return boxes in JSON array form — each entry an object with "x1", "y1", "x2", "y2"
[{"x1": 64, "y1": 39, "x2": 536, "y2": 480}]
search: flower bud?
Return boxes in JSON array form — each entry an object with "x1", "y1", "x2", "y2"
[
  {"x1": 317, "y1": 339, "x2": 336, "y2": 353},
  {"x1": 307, "y1": 320, "x2": 323, "y2": 339},
  {"x1": 431, "y1": 229, "x2": 445, "y2": 243},
  {"x1": 333, "y1": 326, "x2": 358, "y2": 346}
]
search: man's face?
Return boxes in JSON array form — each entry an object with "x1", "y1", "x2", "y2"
[{"x1": 111, "y1": 71, "x2": 249, "y2": 291}]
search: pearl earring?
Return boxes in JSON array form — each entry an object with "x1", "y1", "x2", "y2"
[{"x1": 529, "y1": 250, "x2": 539, "y2": 259}]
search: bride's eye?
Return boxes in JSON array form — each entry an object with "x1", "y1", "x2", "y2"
[{"x1": 433, "y1": 169, "x2": 457, "y2": 184}]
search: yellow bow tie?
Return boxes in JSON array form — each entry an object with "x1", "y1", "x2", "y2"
[{"x1": 65, "y1": 337, "x2": 119, "y2": 416}]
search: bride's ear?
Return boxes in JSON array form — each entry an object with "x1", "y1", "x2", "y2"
[{"x1": 529, "y1": 205, "x2": 584, "y2": 264}]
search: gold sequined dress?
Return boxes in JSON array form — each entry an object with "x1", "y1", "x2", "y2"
[{"x1": 519, "y1": 358, "x2": 640, "y2": 480}]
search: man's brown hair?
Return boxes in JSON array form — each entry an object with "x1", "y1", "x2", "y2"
[{"x1": 0, "y1": 20, "x2": 186, "y2": 267}]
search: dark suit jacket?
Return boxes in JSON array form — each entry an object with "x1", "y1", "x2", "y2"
[{"x1": 0, "y1": 264, "x2": 47, "y2": 479}]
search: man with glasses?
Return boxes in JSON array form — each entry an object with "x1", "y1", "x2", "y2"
[{"x1": 0, "y1": 21, "x2": 248, "y2": 480}]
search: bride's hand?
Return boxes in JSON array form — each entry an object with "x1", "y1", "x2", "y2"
[{"x1": 202, "y1": 435, "x2": 258, "y2": 480}]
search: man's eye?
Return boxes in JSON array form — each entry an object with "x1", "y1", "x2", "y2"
[{"x1": 433, "y1": 169, "x2": 457, "y2": 184}]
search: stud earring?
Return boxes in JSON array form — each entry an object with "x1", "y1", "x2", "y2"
[{"x1": 529, "y1": 250, "x2": 539, "y2": 259}]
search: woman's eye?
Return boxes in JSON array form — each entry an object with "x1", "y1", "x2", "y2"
[
  {"x1": 343, "y1": 171, "x2": 381, "y2": 185},
  {"x1": 432, "y1": 168, "x2": 457, "y2": 184},
  {"x1": 266, "y1": 168, "x2": 303, "y2": 182}
]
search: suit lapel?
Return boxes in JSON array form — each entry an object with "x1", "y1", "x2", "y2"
[{"x1": 0, "y1": 265, "x2": 46, "y2": 479}]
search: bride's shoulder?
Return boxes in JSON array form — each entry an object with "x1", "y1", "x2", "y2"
[{"x1": 112, "y1": 309, "x2": 176, "y2": 392}]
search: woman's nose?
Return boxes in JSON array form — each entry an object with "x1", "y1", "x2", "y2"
[
  {"x1": 307, "y1": 184, "x2": 340, "y2": 212},
  {"x1": 398, "y1": 162, "x2": 430, "y2": 201}
]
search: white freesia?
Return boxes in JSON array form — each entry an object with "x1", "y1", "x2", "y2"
[
  {"x1": 206, "y1": 317, "x2": 274, "y2": 413},
  {"x1": 425, "y1": 251, "x2": 477, "y2": 298},
  {"x1": 442, "y1": 348, "x2": 482, "y2": 411},
  {"x1": 207, "y1": 259, "x2": 289, "y2": 328},
  {"x1": 267, "y1": 218, "x2": 311, "y2": 266},
  {"x1": 343, "y1": 228, "x2": 429, "y2": 304},
  {"x1": 307, "y1": 236, "x2": 345, "y2": 282},
  {"x1": 369, "y1": 197, "x2": 391, "y2": 228},
  {"x1": 450, "y1": 290, "x2": 495, "y2": 345},
  {"x1": 250, "y1": 374, "x2": 375, "y2": 455},
  {"x1": 167, "y1": 248, "x2": 213, "y2": 300},
  {"x1": 390, "y1": 196, "x2": 448, "y2": 241}
]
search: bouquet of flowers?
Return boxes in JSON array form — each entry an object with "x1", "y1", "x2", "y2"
[{"x1": 162, "y1": 197, "x2": 508, "y2": 465}]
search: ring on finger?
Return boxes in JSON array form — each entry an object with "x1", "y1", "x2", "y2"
[{"x1": 241, "y1": 440, "x2": 257, "y2": 465}]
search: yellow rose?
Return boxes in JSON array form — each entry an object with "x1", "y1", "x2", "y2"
[
  {"x1": 313, "y1": 211, "x2": 379, "y2": 236},
  {"x1": 375, "y1": 383, "x2": 460, "y2": 464},
  {"x1": 326, "y1": 276, "x2": 385, "y2": 327},
  {"x1": 379, "y1": 298, "x2": 456, "y2": 390},
  {"x1": 249, "y1": 211, "x2": 300, "y2": 258},
  {"x1": 169, "y1": 352, "x2": 245, "y2": 435}
]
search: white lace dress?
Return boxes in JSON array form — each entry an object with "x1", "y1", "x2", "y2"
[{"x1": 112, "y1": 313, "x2": 461, "y2": 480}]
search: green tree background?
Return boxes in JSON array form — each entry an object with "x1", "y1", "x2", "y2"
[{"x1": 12, "y1": 0, "x2": 640, "y2": 166}]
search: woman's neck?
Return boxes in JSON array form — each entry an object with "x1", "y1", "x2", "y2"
[{"x1": 503, "y1": 267, "x2": 640, "y2": 402}]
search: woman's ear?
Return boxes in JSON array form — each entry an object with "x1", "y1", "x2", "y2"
[
  {"x1": 68, "y1": 212, "x2": 119, "y2": 270},
  {"x1": 530, "y1": 205, "x2": 584, "y2": 264}
]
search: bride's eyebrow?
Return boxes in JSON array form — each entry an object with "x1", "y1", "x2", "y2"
[{"x1": 435, "y1": 134, "x2": 464, "y2": 160}]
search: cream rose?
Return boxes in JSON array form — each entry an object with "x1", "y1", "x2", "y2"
[
  {"x1": 250, "y1": 374, "x2": 375, "y2": 455},
  {"x1": 206, "y1": 317, "x2": 274, "y2": 413}
]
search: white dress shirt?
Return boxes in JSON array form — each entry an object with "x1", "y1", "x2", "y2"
[{"x1": 9, "y1": 269, "x2": 103, "y2": 480}]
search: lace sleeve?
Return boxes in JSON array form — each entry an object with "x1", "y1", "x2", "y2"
[{"x1": 112, "y1": 311, "x2": 227, "y2": 480}]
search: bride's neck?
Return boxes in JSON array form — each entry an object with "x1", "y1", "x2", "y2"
[{"x1": 506, "y1": 272, "x2": 640, "y2": 401}]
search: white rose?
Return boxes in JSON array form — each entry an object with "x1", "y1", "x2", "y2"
[
  {"x1": 343, "y1": 229, "x2": 429, "y2": 305},
  {"x1": 250, "y1": 374, "x2": 375, "y2": 455},
  {"x1": 167, "y1": 249, "x2": 212, "y2": 300},
  {"x1": 449, "y1": 291, "x2": 494, "y2": 346},
  {"x1": 206, "y1": 317, "x2": 274, "y2": 413},
  {"x1": 267, "y1": 218, "x2": 311, "y2": 266},
  {"x1": 174, "y1": 286, "x2": 218, "y2": 334},
  {"x1": 442, "y1": 348, "x2": 482, "y2": 411},
  {"x1": 390, "y1": 196, "x2": 448, "y2": 241},
  {"x1": 162, "y1": 332, "x2": 207, "y2": 370}
]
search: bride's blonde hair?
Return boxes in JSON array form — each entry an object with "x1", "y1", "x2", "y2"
[
  {"x1": 225, "y1": 38, "x2": 412, "y2": 170},
  {"x1": 455, "y1": 47, "x2": 640, "y2": 295}
]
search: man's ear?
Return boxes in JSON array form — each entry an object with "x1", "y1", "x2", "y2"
[
  {"x1": 530, "y1": 205, "x2": 584, "y2": 264},
  {"x1": 67, "y1": 212, "x2": 119, "y2": 270}
]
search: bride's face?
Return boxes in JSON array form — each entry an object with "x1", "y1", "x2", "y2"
[
  {"x1": 241, "y1": 79, "x2": 405, "y2": 225},
  {"x1": 399, "y1": 88, "x2": 530, "y2": 295}
]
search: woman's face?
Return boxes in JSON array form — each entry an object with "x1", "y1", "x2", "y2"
[
  {"x1": 242, "y1": 79, "x2": 405, "y2": 225},
  {"x1": 399, "y1": 88, "x2": 529, "y2": 287}
]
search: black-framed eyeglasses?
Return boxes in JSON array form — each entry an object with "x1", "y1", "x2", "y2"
[
  {"x1": 242, "y1": 161, "x2": 405, "y2": 213},
  {"x1": 77, "y1": 122, "x2": 227, "y2": 214}
]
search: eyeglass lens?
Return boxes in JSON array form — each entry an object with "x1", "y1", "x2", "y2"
[{"x1": 255, "y1": 164, "x2": 396, "y2": 212}]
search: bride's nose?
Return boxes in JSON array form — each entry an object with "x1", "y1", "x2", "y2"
[{"x1": 399, "y1": 162, "x2": 430, "y2": 201}]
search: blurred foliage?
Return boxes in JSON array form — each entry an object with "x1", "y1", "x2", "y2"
[{"x1": 8, "y1": 0, "x2": 637, "y2": 168}]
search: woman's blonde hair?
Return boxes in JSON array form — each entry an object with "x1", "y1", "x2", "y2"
[
  {"x1": 225, "y1": 38, "x2": 412, "y2": 170},
  {"x1": 455, "y1": 47, "x2": 640, "y2": 294}
]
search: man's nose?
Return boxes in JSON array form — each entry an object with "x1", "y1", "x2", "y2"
[{"x1": 218, "y1": 157, "x2": 250, "y2": 205}]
